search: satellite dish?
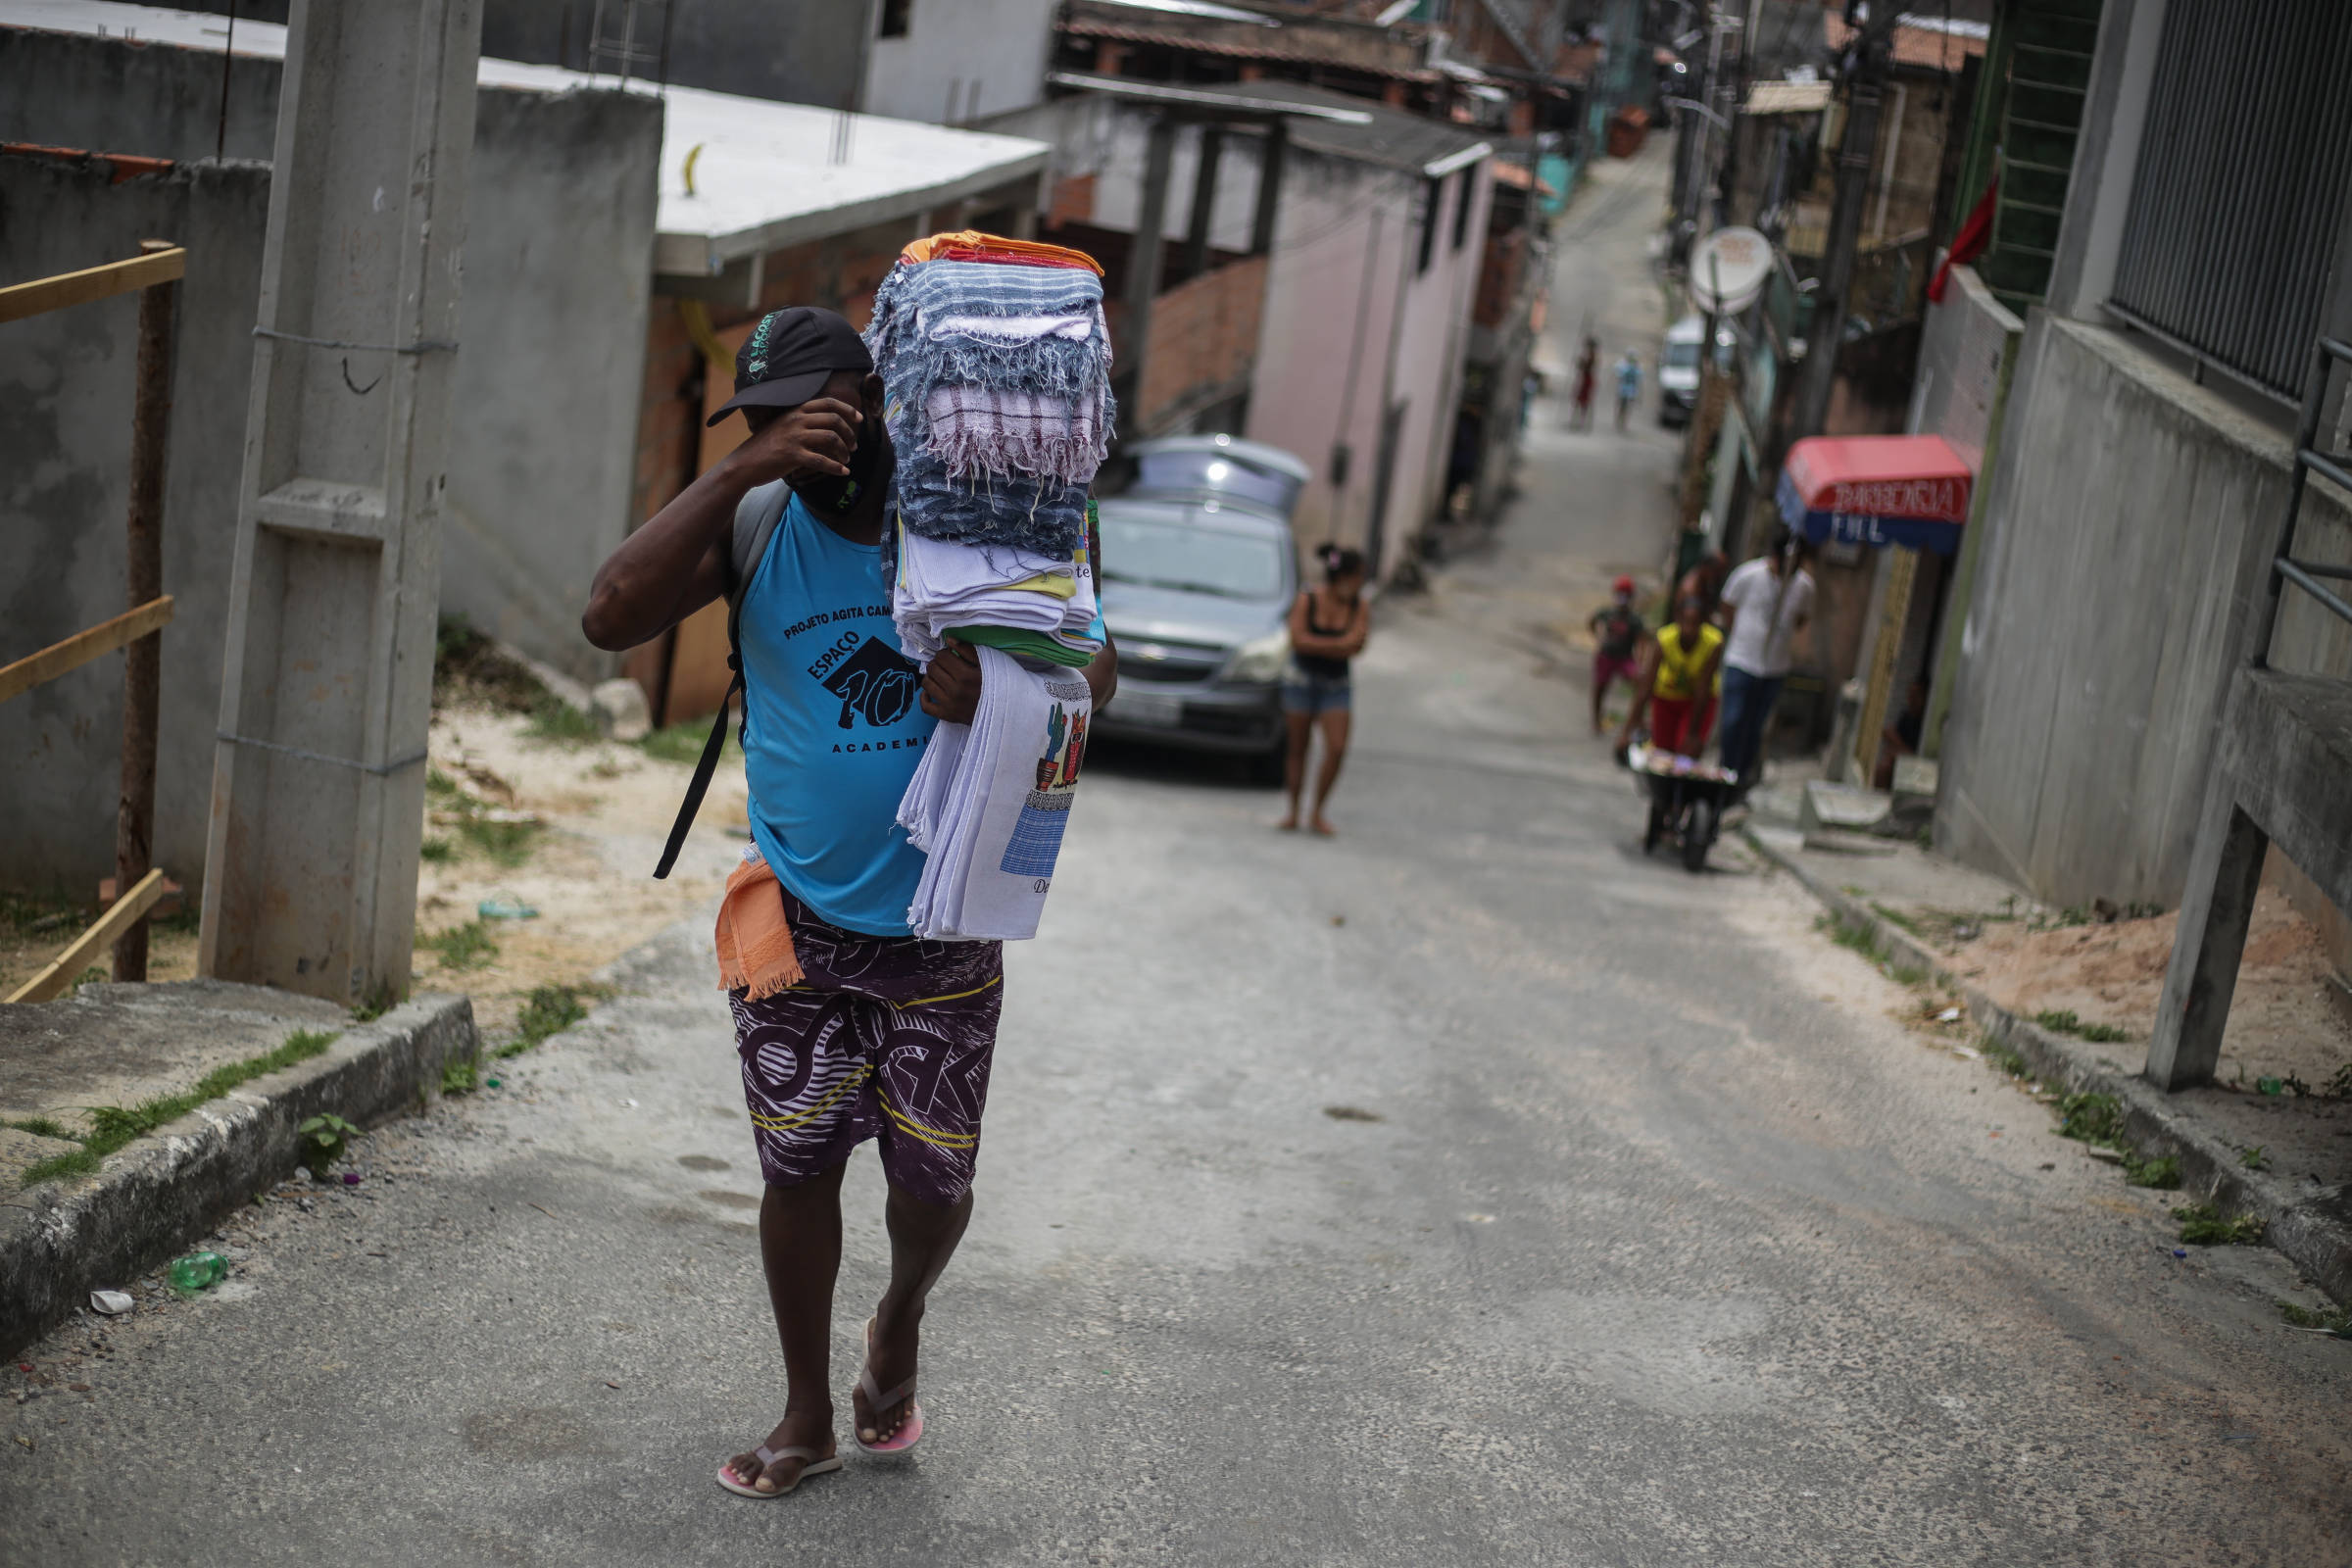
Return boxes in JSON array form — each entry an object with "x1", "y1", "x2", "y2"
[{"x1": 1690, "y1": 226, "x2": 1774, "y2": 315}]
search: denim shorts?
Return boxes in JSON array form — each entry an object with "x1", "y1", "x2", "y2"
[{"x1": 1282, "y1": 667, "x2": 1352, "y2": 715}]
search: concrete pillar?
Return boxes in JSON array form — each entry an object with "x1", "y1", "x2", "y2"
[
  {"x1": 1250, "y1": 121, "x2": 1288, "y2": 258},
  {"x1": 1116, "y1": 116, "x2": 1177, "y2": 427},
  {"x1": 2146, "y1": 781, "x2": 2268, "y2": 1090},
  {"x1": 199, "y1": 0, "x2": 483, "y2": 1005},
  {"x1": 1183, "y1": 125, "x2": 1223, "y2": 281}
]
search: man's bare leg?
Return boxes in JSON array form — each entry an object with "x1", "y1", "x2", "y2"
[
  {"x1": 723, "y1": 1160, "x2": 847, "y2": 1494},
  {"x1": 856, "y1": 1183, "x2": 974, "y2": 1446}
]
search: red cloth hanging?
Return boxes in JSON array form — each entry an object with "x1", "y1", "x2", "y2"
[{"x1": 1928, "y1": 175, "x2": 1998, "y2": 305}]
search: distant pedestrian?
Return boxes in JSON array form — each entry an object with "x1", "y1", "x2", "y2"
[
  {"x1": 1716, "y1": 526, "x2": 1816, "y2": 790},
  {"x1": 1588, "y1": 574, "x2": 1645, "y2": 735},
  {"x1": 1617, "y1": 592, "x2": 1722, "y2": 759},
  {"x1": 1613, "y1": 350, "x2": 1642, "y2": 430},
  {"x1": 1677, "y1": 547, "x2": 1731, "y2": 619},
  {"x1": 1572, "y1": 337, "x2": 1598, "y2": 429},
  {"x1": 1279, "y1": 544, "x2": 1370, "y2": 836}
]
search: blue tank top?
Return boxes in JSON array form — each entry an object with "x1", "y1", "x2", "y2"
[{"x1": 738, "y1": 488, "x2": 936, "y2": 935}]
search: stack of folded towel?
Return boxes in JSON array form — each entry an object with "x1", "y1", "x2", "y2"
[
  {"x1": 894, "y1": 520, "x2": 1101, "y2": 668},
  {"x1": 867, "y1": 231, "x2": 1113, "y2": 939}
]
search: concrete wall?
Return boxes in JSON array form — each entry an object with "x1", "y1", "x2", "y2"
[
  {"x1": 0, "y1": 152, "x2": 270, "y2": 900},
  {"x1": 0, "y1": 26, "x2": 660, "y2": 896},
  {"x1": 0, "y1": 24, "x2": 662, "y2": 682},
  {"x1": 1936, "y1": 316, "x2": 2352, "y2": 906},
  {"x1": 477, "y1": 0, "x2": 871, "y2": 109},
  {"x1": 864, "y1": 0, "x2": 1056, "y2": 123}
]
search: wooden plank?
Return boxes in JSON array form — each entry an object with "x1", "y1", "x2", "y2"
[
  {"x1": 6, "y1": 869, "x2": 168, "y2": 1004},
  {"x1": 0, "y1": 596, "x2": 174, "y2": 705},
  {"x1": 0, "y1": 248, "x2": 187, "y2": 325}
]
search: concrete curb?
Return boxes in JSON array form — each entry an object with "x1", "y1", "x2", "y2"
[
  {"x1": 0, "y1": 994, "x2": 477, "y2": 1357},
  {"x1": 1743, "y1": 826, "x2": 2352, "y2": 1306}
]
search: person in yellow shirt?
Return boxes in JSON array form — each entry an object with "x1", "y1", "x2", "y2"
[{"x1": 1616, "y1": 593, "x2": 1723, "y2": 759}]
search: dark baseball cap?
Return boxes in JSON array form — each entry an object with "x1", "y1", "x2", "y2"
[{"x1": 705, "y1": 306, "x2": 873, "y2": 427}]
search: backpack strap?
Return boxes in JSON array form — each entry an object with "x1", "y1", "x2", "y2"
[{"x1": 652, "y1": 482, "x2": 792, "y2": 879}]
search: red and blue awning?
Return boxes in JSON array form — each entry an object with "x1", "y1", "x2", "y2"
[{"x1": 1776, "y1": 434, "x2": 1973, "y2": 556}]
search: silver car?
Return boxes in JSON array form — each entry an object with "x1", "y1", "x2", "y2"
[{"x1": 1092, "y1": 494, "x2": 1299, "y2": 773}]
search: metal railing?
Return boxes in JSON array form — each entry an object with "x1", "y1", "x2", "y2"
[
  {"x1": 2249, "y1": 335, "x2": 2352, "y2": 668},
  {"x1": 2108, "y1": 0, "x2": 2352, "y2": 405},
  {"x1": 0, "y1": 241, "x2": 183, "y2": 1003}
]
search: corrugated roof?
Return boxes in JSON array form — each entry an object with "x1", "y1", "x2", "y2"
[
  {"x1": 0, "y1": 0, "x2": 1053, "y2": 273},
  {"x1": 1208, "y1": 78, "x2": 1493, "y2": 174},
  {"x1": 1059, "y1": 16, "x2": 1439, "y2": 80}
]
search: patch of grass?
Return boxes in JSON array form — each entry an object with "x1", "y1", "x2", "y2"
[
  {"x1": 0, "y1": 890, "x2": 88, "y2": 938},
  {"x1": 2034, "y1": 1009, "x2": 2135, "y2": 1045},
  {"x1": 440, "y1": 1057, "x2": 479, "y2": 1096},
  {"x1": 424, "y1": 919, "x2": 500, "y2": 972},
  {"x1": 2176, "y1": 1202, "x2": 2265, "y2": 1247},
  {"x1": 2278, "y1": 1300, "x2": 2352, "y2": 1337},
  {"x1": 2327, "y1": 1062, "x2": 2352, "y2": 1101},
  {"x1": 1870, "y1": 901, "x2": 1923, "y2": 937},
  {"x1": 418, "y1": 835, "x2": 457, "y2": 863},
  {"x1": 1983, "y1": 1041, "x2": 2030, "y2": 1078},
  {"x1": 1823, "y1": 913, "x2": 1882, "y2": 960},
  {"x1": 74, "y1": 965, "x2": 108, "y2": 988},
  {"x1": 350, "y1": 982, "x2": 402, "y2": 1024},
  {"x1": 2124, "y1": 1152, "x2": 2182, "y2": 1189},
  {"x1": 2240, "y1": 1145, "x2": 2270, "y2": 1171},
  {"x1": 640, "y1": 717, "x2": 736, "y2": 766},
  {"x1": 524, "y1": 695, "x2": 602, "y2": 746},
  {"x1": 2056, "y1": 1091, "x2": 2126, "y2": 1146},
  {"x1": 453, "y1": 815, "x2": 542, "y2": 867},
  {"x1": 18, "y1": 1029, "x2": 338, "y2": 1186},
  {"x1": 434, "y1": 615, "x2": 546, "y2": 713},
  {"x1": 495, "y1": 982, "x2": 609, "y2": 1058},
  {"x1": 1886, "y1": 962, "x2": 1928, "y2": 988},
  {"x1": 3, "y1": 1115, "x2": 77, "y2": 1143}
]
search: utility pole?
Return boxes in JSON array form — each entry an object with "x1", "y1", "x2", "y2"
[
  {"x1": 199, "y1": 0, "x2": 483, "y2": 1004},
  {"x1": 1788, "y1": 7, "x2": 1900, "y2": 443}
]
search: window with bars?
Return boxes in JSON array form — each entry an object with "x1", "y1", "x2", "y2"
[{"x1": 2107, "y1": 0, "x2": 2352, "y2": 403}]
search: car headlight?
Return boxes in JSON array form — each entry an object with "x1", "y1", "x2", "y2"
[{"x1": 1225, "y1": 629, "x2": 1291, "y2": 684}]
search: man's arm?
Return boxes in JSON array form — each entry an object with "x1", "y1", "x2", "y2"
[{"x1": 580, "y1": 399, "x2": 863, "y2": 652}]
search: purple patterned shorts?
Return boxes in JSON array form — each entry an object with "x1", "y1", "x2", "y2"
[{"x1": 729, "y1": 884, "x2": 1004, "y2": 1206}]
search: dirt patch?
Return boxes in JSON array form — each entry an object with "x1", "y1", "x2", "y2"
[
  {"x1": 415, "y1": 704, "x2": 746, "y2": 1043},
  {"x1": 1955, "y1": 890, "x2": 2352, "y2": 1089}
]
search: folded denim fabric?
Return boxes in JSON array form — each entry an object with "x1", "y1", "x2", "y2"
[{"x1": 891, "y1": 443, "x2": 1090, "y2": 555}]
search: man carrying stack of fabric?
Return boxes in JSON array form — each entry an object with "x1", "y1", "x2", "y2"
[{"x1": 577, "y1": 248, "x2": 1117, "y2": 1499}]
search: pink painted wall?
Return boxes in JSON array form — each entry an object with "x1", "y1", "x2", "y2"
[{"x1": 1248, "y1": 149, "x2": 1490, "y2": 581}]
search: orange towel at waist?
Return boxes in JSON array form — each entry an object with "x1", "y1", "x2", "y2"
[{"x1": 714, "y1": 852, "x2": 805, "y2": 1000}]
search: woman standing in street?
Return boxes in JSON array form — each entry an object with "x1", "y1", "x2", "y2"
[
  {"x1": 1279, "y1": 545, "x2": 1371, "y2": 836},
  {"x1": 1572, "y1": 337, "x2": 1599, "y2": 430}
]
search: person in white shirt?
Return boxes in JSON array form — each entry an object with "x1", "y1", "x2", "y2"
[{"x1": 1715, "y1": 526, "x2": 1816, "y2": 788}]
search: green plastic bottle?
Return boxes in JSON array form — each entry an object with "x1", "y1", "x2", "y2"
[{"x1": 167, "y1": 1250, "x2": 228, "y2": 1298}]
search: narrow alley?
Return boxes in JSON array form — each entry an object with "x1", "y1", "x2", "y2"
[{"x1": 6, "y1": 144, "x2": 2344, "y2": 1566}]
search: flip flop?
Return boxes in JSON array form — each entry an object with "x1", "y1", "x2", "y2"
[
  {"x1": 715, "y1": 1443, "x2": 842, "y2": 1498},
  {"x1": 854, "y1": 1314, "x2": 925, "y2": 1454}
]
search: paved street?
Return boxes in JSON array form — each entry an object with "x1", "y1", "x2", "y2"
[{"x1": 8, "y1": 151, "x2": 2349, "y2": 1567}]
